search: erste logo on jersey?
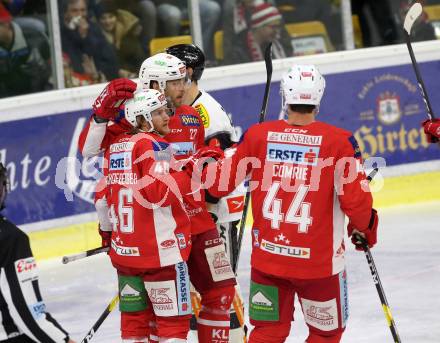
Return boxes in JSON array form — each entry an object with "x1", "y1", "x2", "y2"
[
  {"x1": 180, "y1": 114, "x2": 200, "y2": 126},
  {"x1": 110, "y1": 152, "x2": 132, "y2": 171},
  {"x1": 267, "y1": 143, "x2": 320, "y2": 166},
  {"x1": 194, "y1": 103, "x2": 210, "y2": 128}
]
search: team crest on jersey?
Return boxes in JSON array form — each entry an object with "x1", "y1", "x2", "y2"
[
  {"x1": 110, "y1": 152, "x2": 132, "y2": 170},
  {"x1": 194, "y1": 103, "x2": 210, "y2": 128},
  {"x1": 180, "y1": 114, "x2": 200, "y2": 126},
  {"x1": 267, "y1": 143, "x2": 320, "y2": 166}
]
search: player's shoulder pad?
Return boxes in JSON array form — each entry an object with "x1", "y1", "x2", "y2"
[{"x1": 177, "y1": 104, "x2": 199, "y2": 116}]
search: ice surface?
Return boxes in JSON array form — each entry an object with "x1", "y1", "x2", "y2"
[{"x1": 38, "y1": 202, "x2": 440, "y2": 342}]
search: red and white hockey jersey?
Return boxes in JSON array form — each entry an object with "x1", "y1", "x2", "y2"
[
  {"x1": 78, "y1": 105, "x2": 217, "y2": 236},
  {"x1": 165, "y1": 105, "x2": 217, "y2": 235},
  {"x1": 105, "y1": 132, "x2": 192, "y2": 269},
  {"x1": 206, "y1": 120, "x2": 374, "y2": 279}
]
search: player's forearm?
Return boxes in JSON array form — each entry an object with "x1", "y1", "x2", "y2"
[{"x1": 78, "y1": 115, "x2": 108, "y2": 158}]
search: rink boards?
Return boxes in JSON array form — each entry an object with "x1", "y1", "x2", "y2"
[{"x1": 0, "y1": 41, "x2": 440, "y2": 260}]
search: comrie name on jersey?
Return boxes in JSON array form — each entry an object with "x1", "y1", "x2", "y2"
[
  {"x1": 272, "y1": 164, "x2": 308, "y2": 181},
  {"x1": 267, "y1": 143, "x2": 320, "y2": 166},
  {"x1": 267, "y1": 131, "x2": 322, "y2": 146}
]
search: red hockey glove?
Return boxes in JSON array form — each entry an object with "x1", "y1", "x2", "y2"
[
  {"x1": 422, "y1": 119, "x2": 440, "y2": 143},
  {"x1": 347, "y1": 209, "x2": 378, "y2": 251},
  {"x1": 183, "y1": 146, "x2": 224, "y2": 177},
  {"x1": 98, "y1": 225, "x2": 112, "y2": 248},
  {"x1": 92, "y1": 78, "x2": 137, "y2": 120}
]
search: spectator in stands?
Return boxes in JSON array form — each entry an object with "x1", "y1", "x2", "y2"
[
  {"x1": 109, "y1": 0, "x2": 157, "y2": 55},
  {"x1": 351, "y1": 0, "x2": 399, "y2": 47},
  {"x1": 223, "y1": 2, "x2": 292, "y2": 65},
  {"x1": 223, "y1": 0, "x2": 257, "y2": 64},
  {"x1": 0, "y1": 4, "x2": 51, "y2": 98},
  {"x1": 60, "y1": 0, "x2": 118, "y2": 84},
  {"x1": 95, "y1": 0, "x2": 145, "y2": 78},
  {"x1": 1, "y1": 0, "x2": 47, "y2": 34},
  {"x1": 154, "y1": 0, "x2": 221, "y2": 60},
  {"x1": 274, "y1": 0, "x2": 339, "y2": 49}
]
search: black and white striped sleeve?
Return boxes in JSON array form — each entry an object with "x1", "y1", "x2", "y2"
[{"x1": 0, "y1": 218, "x2": 69, "y2": 343}]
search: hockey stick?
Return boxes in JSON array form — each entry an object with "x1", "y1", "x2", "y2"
[
  {"x1": 233, "y1": 43, "x2": 273, "y2": 273},
  {"x1": 352, "y1": 233, "x2": 401, "y2": 343},
  {"x1": 62, "y1": 246, "x2": 109, "y2": 264},
  {"x1": 403, "y1": 2, "x2": 436, "y2": 120},
  {"x1": 352, "y1": 167, "x2": 401, "y2": 343},
  {"x1": 80, "y1": 294, "x2": 119, "y2": 343}
]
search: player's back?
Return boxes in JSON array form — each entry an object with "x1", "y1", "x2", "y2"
[
  {"x1": 236, "y1": 119, "x2": 372, "y2": 279},
  {"x1": 106, "y1": 132, "x2": 191, "y2": 269}
]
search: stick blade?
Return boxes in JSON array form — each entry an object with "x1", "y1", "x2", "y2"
[
  {"x1": 264, "y1": 43, "x2": 273, "y2": 76},
  {"x1": 403, "y1": 2, "x2": 423, "y2": 35}
]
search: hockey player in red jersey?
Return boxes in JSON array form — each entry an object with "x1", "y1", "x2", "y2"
[
  {"x1": 422, "y1": 118, "x2": 440, "y2": 142},
  {"x1": 204, "y1": 64, "x2": 379, "y2": 343},
  {"x1": 104, "y1": 89, "x2": 194, "y2": 342},
  {"x1": 166, "y1": 43, "x2": 247, "y2": 341},
  {"x1": 139, "y1": 53, "x2": 238, "y2": 343},
  {"x1": 79, "y1": 53, "x2": 237, "y2": 343}
]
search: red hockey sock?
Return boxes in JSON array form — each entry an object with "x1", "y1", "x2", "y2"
[
  {"x1": 197, "y1": 286, "x2": 234, "y2": 343},
  {"x1": 306, "y1": 332, "x2": 342, "y2": 343}
]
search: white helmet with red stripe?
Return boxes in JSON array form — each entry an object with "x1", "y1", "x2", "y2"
[
  {"x1": 280, "y1": 64, "x2": 326, "y2": 108},
  {"x1": 125, "y1": 89, "x2": 167, "y2": 132},
  {"x1": 138, "y1": 53, "x2": 186, "y2": 92}
]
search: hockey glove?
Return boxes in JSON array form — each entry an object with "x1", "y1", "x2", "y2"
[
  {"x1": 347, "y1": 208, "x2": 378, "y2": 251},
  {"x1": 92, "y1": 78, "x2": 137, "y2": 120},
  {"x1": 183, "y1": 146, "x2": 224, "y2": 177},
  {"x1": 98, "y1": 225, "x2": 112, "y2": 248},
  {"x1": 422, "y1": 119, "x2": 440, "y2": 143}
]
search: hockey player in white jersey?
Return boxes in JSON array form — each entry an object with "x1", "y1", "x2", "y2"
[{"x1": 166, "y1": 43, "x2": 247, "y2": 342}]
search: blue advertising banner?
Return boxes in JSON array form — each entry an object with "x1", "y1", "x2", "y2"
[
  {"x1": 0, "y1": 62, "x2": 439, "y2": 226},
  {"x1": 0, "y1": 111, "x2": 98, "y2": 225},
  {"x1": 213, "y1": 62, "x2": 440, "y2": 166}
]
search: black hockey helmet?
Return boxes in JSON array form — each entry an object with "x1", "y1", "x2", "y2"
[
  {"x1": 0, "y1": 163, "x2": 8, "y2": 211},
  {"x1": 166, "y1": 44, "x2": 205, "y2": 81}
]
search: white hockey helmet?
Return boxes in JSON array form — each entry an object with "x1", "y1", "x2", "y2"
[
  {"x1": 280, "y1": 64, "x2": 326, "y2": 108},
  {"x1": 125, "y1": 89, "x2": 167, "y2": 132},
  {"x1": 138, "y1": 53, "x2": 186, "y2": 92}
]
